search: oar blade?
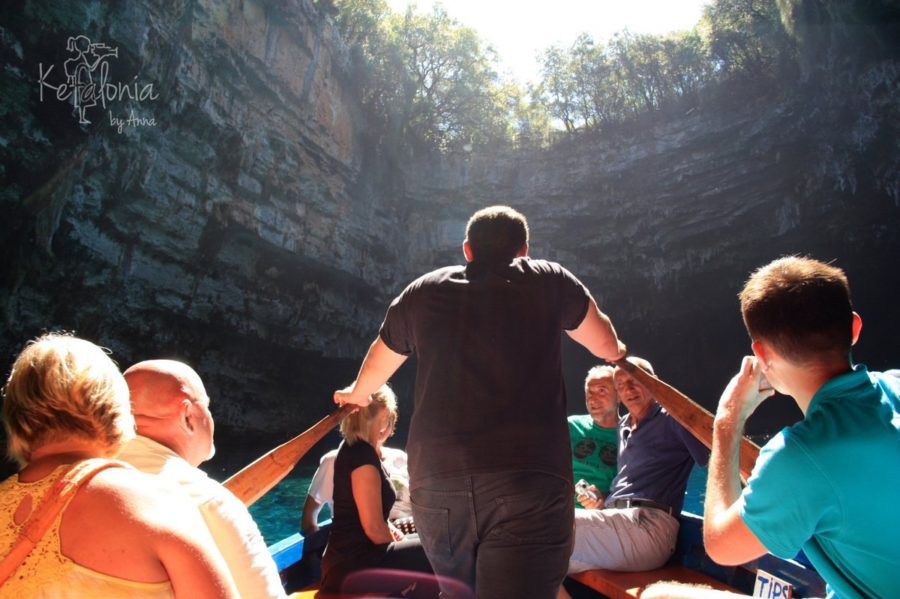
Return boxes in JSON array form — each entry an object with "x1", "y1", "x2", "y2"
[{"x1": 223, "y1": 405, "x2": 353, "y2": 506}]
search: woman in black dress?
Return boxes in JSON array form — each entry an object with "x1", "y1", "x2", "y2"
[{"x1": 318, "y1": 385, "x2": 434, "y2": 596}]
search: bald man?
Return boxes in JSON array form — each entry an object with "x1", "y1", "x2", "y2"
[{"x1": 117, "y1": 360, "x2": 287, "y2": 599}]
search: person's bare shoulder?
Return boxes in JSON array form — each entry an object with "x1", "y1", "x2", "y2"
[
  {"x1": 86, "y1": 463, "x2": 176, "y2": 497},
  {"x1": 74, "y1": 464, "x2": 201, "y2": 533},
  {"x1": 59, "y1": 464, "x2": 202, "y2": 579}
]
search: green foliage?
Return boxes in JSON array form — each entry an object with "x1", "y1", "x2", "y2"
[
  {"x1": 335, "y1": 0, "x2": 803, "y2": 144},
  {"x1": 505, "y1": 82, "x2": 552, "y2": 147},
  {"x1": 700, "y1": 0, "x2": 794, "y2": 79},
  {"x1": 531, "y1": 0, "x2": 800, "y2": 133},
  {"x1": 335, "y1": 0, "x2": 512, "y2": 154},
  {"x1": 533, "y1": 28, "x2": 714, "y2": 132},
  {"x1": 332, "y1": 0, "x2": 390, "y2": 49},
  {"x1": 392, "y1": 6, "x2": 508, "y2": 149},
  {"x1": 663, "y1": 31, "x2": 712, "y2": 99},
  {"x1": 534, "y1": 45, "x2": 576, "y2": 132}
]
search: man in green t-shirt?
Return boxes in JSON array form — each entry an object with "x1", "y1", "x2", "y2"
[{"x1": 568, "y1": 365, "x2": 619, "y2": 508}]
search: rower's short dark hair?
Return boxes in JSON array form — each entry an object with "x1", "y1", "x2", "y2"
[
  {"x1": 740, "y1": 256, "x2": 853, "y2": 364},
  {"x1": 465, "y1": 206, "x2": 529, "y2": 264}
]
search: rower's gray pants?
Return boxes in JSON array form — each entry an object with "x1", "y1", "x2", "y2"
[{"x1": 411, "y1": 471, "x2": 574, "y2": 599}]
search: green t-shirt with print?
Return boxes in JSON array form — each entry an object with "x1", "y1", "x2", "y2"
[{"x1": 568, "y1": 414, "x2": 617, "y2": 505}]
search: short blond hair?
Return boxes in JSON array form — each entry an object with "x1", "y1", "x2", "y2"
[
  {"x1": 584, "y1": 365, "x2": 615, "y2": 387},
  {"x1": 2, "y1": 333, "x2": 135, "y2": 466},
  {"x1": 340, "y1": 385, "x2": 398, "y2": 446}
]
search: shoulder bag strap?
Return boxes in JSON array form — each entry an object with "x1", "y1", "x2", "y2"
[{"x1": 0, "y1": 458, "x2": 125, "y2": 587}]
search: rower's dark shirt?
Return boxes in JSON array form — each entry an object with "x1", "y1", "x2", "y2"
[{"x1": 379, "y1": 257, "x2": 591, "y2": 487}]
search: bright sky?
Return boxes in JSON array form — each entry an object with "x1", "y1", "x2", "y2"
[{"x1": 385, "y1": 0, "x2": 711, "y2": 84}]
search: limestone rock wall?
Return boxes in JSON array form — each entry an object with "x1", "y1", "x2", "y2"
[
  {"x1": 396, "y1": 74, "x2": 900, "y2": 429},
  {"x1": 1, "y1": 1, "x2": 898, "y2": 446},
  {"x1": 1, "y1": 0, "x2": 397, "y2": 435}
]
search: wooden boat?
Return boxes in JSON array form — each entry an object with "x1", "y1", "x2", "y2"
[
  {"x1": 266, "y1": 511, "x2": 827, "y2": 598},
  {"x1": 238, "y1": 384, "x2": 827, "y2": 597}
]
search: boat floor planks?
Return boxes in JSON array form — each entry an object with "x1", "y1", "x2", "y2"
[{"x1": 569, "y1": 565, "x2": 740, "y2": 598}]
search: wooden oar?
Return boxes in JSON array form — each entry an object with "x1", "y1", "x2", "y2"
[
  {"x1": 613, "y1": 359, "x2": 760, "y2": 483},
  {"x1": 223, "y1": 405, "x2": 353, "y2": 506}
]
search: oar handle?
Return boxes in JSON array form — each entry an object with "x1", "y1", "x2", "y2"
[
  {"x1": 223, "y1": 404, "x2": 354, "y2": 506},
  {"x1": 613, "y1": 359, "x2": 760, "y2": 484}
]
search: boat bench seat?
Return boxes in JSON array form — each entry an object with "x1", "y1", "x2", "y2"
[
  {"x1": 293, "y1": 567, "x2": 739, "y2": 599},
  {"x1": 568, "y1": 565, "x2": 740, "y2": 598},
  {"x1": 292, "y1": 566, "x2": 739, "y2": 598}
]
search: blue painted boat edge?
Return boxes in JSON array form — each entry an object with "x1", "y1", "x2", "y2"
[
  {"x1": 268, "y1": 519, "x2": 334, "y2": 572},
  {"x1": 676, "y1": 511, "x2": 826, "y2": 597},
  {"x1": 268, "y1": 514, "x2": 827, "y2": 597},
  {"x1": 268, "y1": 532, "x2": 304, "y2": 571}
]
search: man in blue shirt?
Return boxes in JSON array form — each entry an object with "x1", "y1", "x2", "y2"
[
  {"x1": 564, "y1": 356, "x2": 709, "y2": 581},
  {"x1": 701, "y1": 256, "x2": 900, "y2": 599}
]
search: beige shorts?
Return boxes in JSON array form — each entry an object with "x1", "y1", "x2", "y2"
[{"x1": 568, "y1": 506, "x2": 680, "y2": 573}]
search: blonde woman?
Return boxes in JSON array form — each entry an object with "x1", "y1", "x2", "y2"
[
  {"x1": 319, "y1": 385, "x2": 433, "y2": 596},
  {"x1": 0, "y1": 333, "x2": 239, "y2": 598}
]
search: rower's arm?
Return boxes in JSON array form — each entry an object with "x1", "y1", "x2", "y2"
[
  {"x1": 704, "y1": 357, "x2": 772, "y2": 565},
  {"x1": 334, "y1": 337, "x2": 408, "y2": 407},
  {"x1": 566, "y1": 297, "x2": 626, "y2": 362}
]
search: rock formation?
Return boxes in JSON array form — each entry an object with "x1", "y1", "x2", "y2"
[{"x1": 1, "y1": 0, "x2": 898, "y2": 467}]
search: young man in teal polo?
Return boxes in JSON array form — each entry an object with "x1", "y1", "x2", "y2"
[{"x1": 702, "y1": 256, "x2": 900, "y2": 599}]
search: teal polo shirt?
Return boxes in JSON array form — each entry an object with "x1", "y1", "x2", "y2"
[{"x1": 740, "y1": 366, "x2": 900, "y2": 599}]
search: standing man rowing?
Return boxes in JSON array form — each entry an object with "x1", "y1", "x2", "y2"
[{"x1": 334, "y1": 206, "x2": 626, "y2": 599}]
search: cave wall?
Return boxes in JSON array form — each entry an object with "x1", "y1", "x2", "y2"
[
  {"x1": 1, "y1": 0, "x2": 898, "y2": 454},
  {"x1": 1, "y1": 0, "x2": 400, "y2": 438},
  {"x1": 393, "y1": 63, "x2": 900, "y2": 432}
]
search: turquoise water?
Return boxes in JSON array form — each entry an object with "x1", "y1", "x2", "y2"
[
  {"x1": 683, "y1": 465, "x2": 706, "y2": 515},
  {"x1": 248, "y1": 464, "x2": 322, "y2": 546},
  {"x1": 249, "y1": 465, "x2": 710, "y2": 545}
]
